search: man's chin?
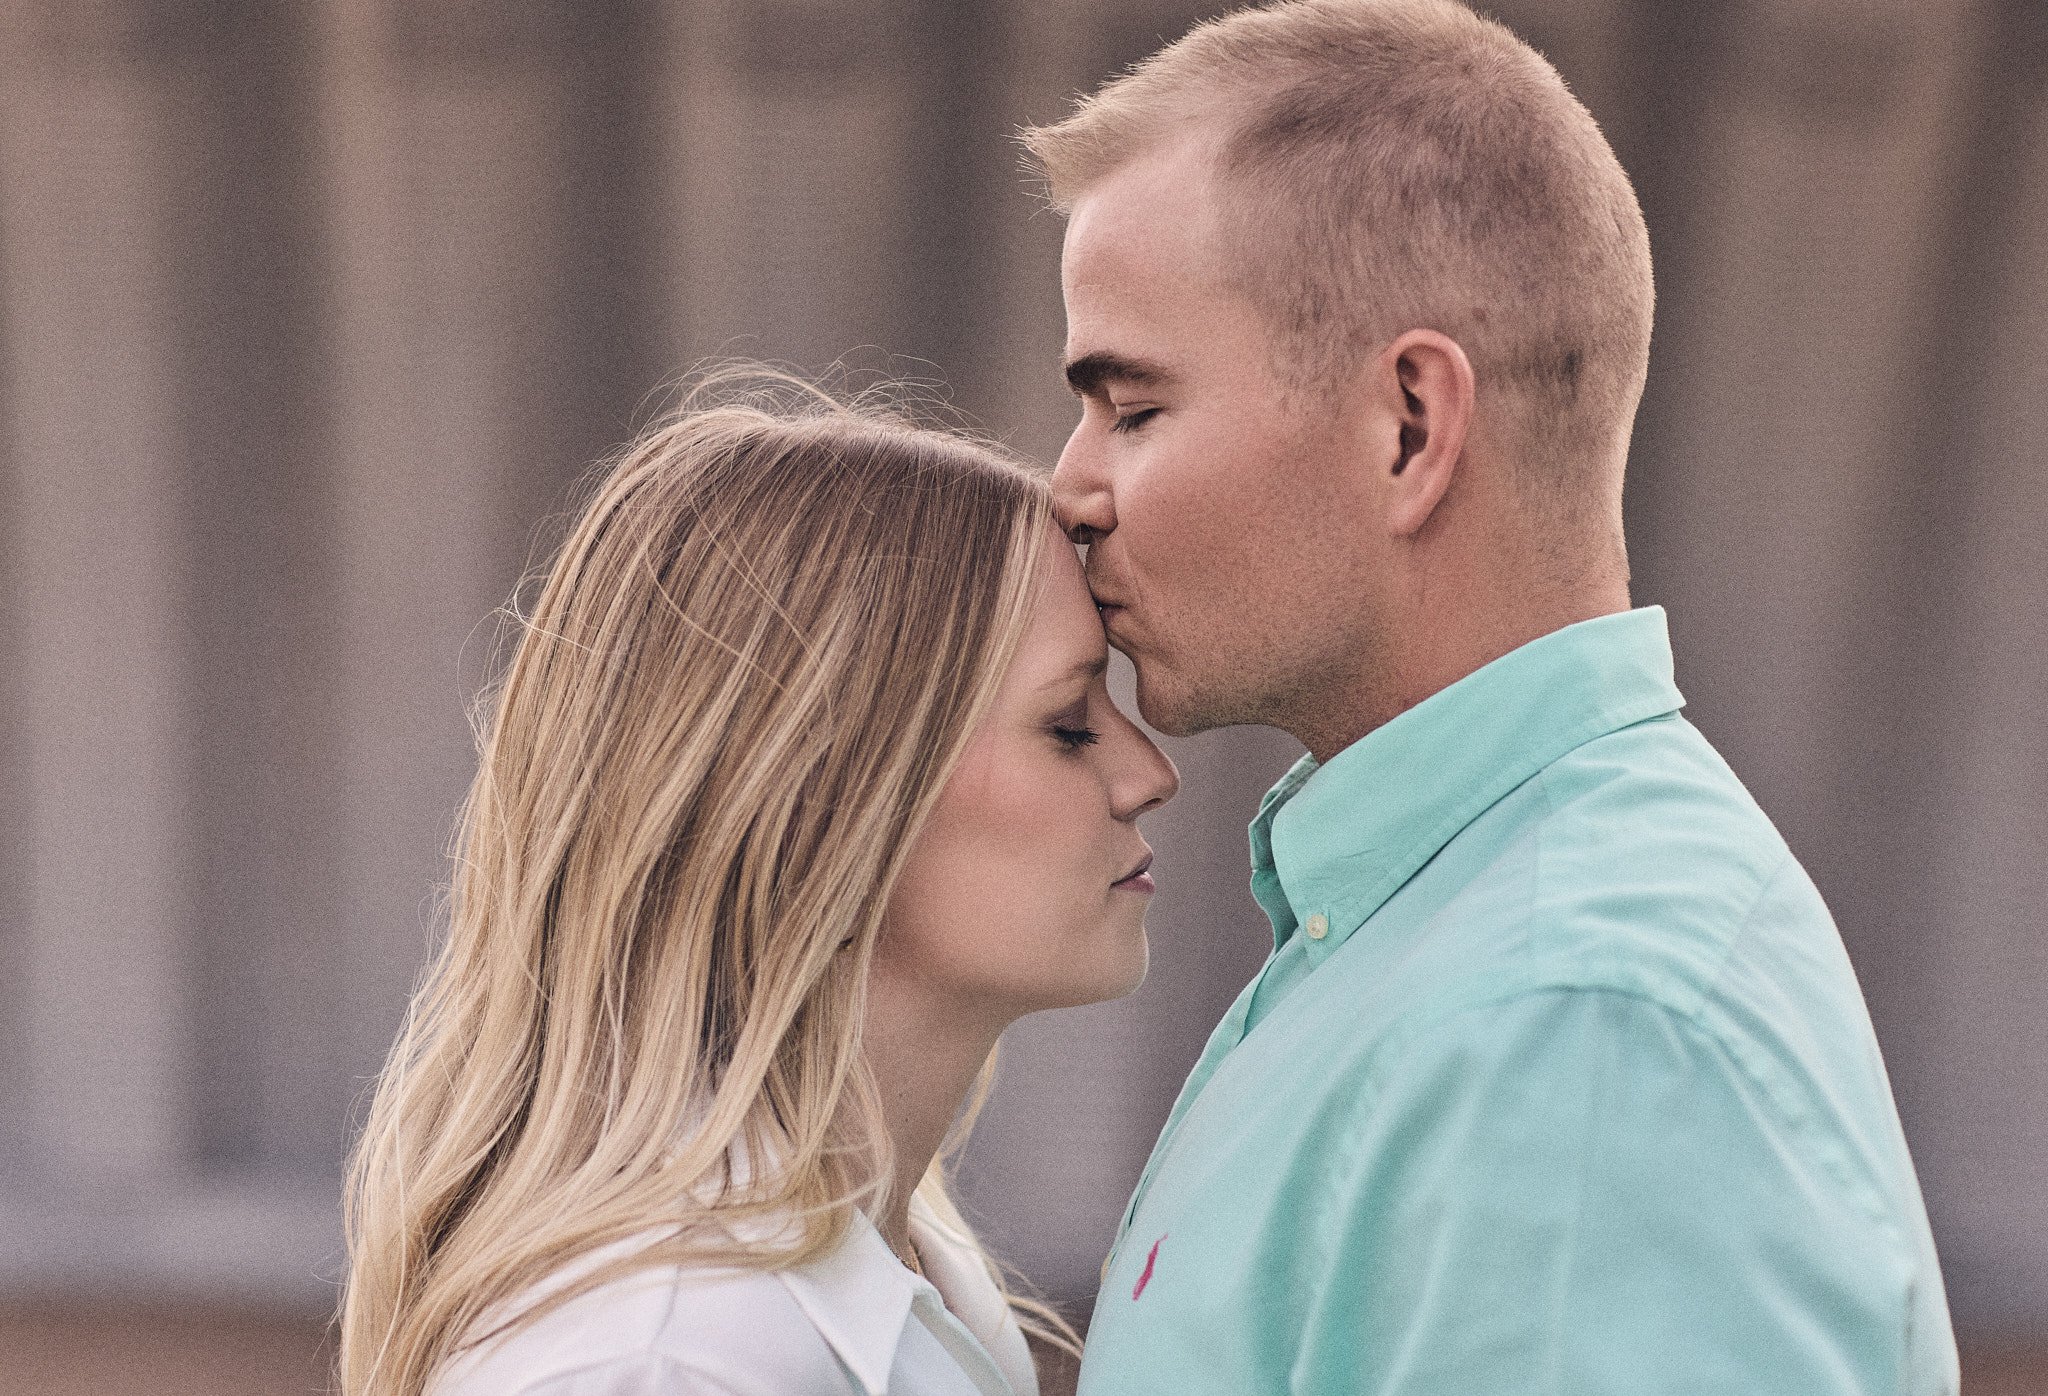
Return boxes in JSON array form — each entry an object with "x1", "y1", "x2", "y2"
[{"x1": 1132, "y1": 670, "x2": 1212, "y2": 740}]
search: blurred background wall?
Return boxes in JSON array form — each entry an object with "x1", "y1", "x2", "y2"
[{"x1": 1, "y1": 0, "x2": 2044, "y2": 1391}]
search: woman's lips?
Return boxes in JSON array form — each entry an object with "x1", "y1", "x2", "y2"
[{"x1": 1113, "y1": 853, "x2": 1155, "y2": 894}]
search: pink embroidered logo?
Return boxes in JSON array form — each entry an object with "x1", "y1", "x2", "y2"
[{"x1": 1132, "y1": 1234, "x2": 1166, "y2": 1300}]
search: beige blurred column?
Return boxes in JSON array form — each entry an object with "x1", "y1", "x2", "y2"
[
  {"x1": 979, "y1": 0, "x2": 1110, "y2": 462},
  {"x1": 0, "y1": 12, "x2": 193, "y2": 1205},
  {"x1": 317, "y1": 1, "x2": 637, "y2": 1079},
  {"x1": 0, "y1": 5, "x2": 347, "y2": 1305},
  {"x1": 1626, "y1": 0, "x2": 1982, "y2": 1063},
  {"x1": 1481, "y1": 0, "x2": 1635, "y2": 126},
  {"x1": 1917, "y1": 56, "x2": 2048, "y2": 1328},
  {"x1": 666, "y1": 0, "x2": 926, "y2": 367},
  {"x1": 1645, "y1": 0, "x2": 1980, "y2": 793}
]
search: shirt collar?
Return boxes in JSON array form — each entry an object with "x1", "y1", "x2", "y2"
[
  {"x1": 775, "y1": 1210, "x2": 920, "y2": 1396},
  {"x1": 910, "y1": 1199, "x2": 1039, "y2": 1396},
  {"x1": 775, "y1": 1197, "x2": 1026, "y2": 1396},
  {"x1": 1250, "y1": 607, "x2": 1685, "y2": 961}
]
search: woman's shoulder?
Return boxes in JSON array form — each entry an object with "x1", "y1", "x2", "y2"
[{"x1": 432, "y1": 1233, "x2": 852, "y2": 1396}]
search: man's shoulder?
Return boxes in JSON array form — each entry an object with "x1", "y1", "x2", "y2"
[
  {"x1": 1353, "y1": 711, "x2": 1903, "y2": 1172},
  {"x1": 1513, "y1": 713, "x2": 1827, "y2": 993},
  {"x1": 1357, "y1": 712, "x2": 1856, "y2": 1064},
  {"x1": 1367, "y1": 714, "x2": 1800, "y2": 962},
  {"x1": 1533, "y1": 711, "x2": 1792, "y2": 899}
]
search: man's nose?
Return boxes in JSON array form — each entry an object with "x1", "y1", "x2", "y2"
[{"x1": 1052, "y1": 427, "x2": 1116, "y2": 544}]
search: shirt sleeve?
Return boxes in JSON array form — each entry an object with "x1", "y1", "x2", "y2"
[{"x1": 1291, "y1": 986, "x2": 1915, "y2": 1396}]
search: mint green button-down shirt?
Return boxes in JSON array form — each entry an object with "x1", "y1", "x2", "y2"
[{"x1": 1078, "y1": 609, "x2": 1957, "y2": 1396}]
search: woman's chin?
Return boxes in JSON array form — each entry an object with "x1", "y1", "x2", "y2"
[
  {"x1": 1004, "y1": 940, "x2": 1150, "y2": 1018},
  {"x1": 1113, "y1": 932, "x2": 1152, "y2": 999},
  {"x1": 1071, "y1": 932, "x2": 1151, "y2": 1008}
]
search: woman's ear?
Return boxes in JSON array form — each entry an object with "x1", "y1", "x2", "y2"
[{"x1": 1372, "y1": 329, "x2": 1475, "y2": 538}]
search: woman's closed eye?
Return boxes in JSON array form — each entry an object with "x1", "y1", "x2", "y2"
[
  {"x1": 1110, "y1": 406, "x2": 1160, "y2": 435},
  {"x1": 1048, "y1": 699, "x2": 1102, "y2": 751},
  {"x1": 1052, "y1": 722, "x2": 1102, "y2": 751}
]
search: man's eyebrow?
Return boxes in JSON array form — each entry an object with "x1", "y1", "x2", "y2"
[
  {"x1": 1064, "y1": 351, "x2": 1172, "y2": 397},
  {"x1": 1039, "y1": 654, "x2": 1110, "y2": 690}
]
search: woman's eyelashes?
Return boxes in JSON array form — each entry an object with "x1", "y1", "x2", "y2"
[
  {"x1": 1049, "y1": 700, "x2": 1101, "y2": 751},
  {"x1": 1109, "y1": 406, "x2": 1160, "y2": 435}
]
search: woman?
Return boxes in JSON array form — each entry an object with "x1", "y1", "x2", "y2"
[{"x1": 339, "y1": 376, "x2": 1179, "y2": 1396}]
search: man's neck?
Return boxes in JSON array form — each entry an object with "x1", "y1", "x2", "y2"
[{"x1": 1294, "y1": 581, "x2": 1632, "y2": 764}]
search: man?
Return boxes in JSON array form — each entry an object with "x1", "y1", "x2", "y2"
[{"x1": 1026, "y1": 2, "x2": 1958, "y2": 1392}]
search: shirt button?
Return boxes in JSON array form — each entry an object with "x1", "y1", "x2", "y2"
[{"x1": 1305, "y1": 913, "x2": 1329, "y2": 941}]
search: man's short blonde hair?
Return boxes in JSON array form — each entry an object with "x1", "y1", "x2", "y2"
[{"x1": 1023, "y1": 0, "x2": 1654, "y2": 498}]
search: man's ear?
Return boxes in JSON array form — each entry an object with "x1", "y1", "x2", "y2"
[{"x1": 1371, "y1": 329, "x2": 1475, "y2": 538}]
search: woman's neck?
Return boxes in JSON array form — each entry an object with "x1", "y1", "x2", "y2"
[{"x1": 860, "y1": 983, "x2": 1006, "y2": 1260}]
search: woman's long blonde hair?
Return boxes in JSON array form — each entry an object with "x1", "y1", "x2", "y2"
[{"x1": 339, "y1": 375, "x2": 1067, "y2": 1396}]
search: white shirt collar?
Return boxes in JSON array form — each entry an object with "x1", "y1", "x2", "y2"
[
  {"x1": 775, "y1": 1210, "x2": 917, "y2": 1396},
  {"x1": 908, "y1": 1198, "x2": 1040, "y2": 1396},
  {"x1": 773, "y1": 1195, "x2": 1037, "y2": 1396}
]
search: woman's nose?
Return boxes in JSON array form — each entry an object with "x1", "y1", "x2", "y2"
[{"x1": 1116, "y1": 730, "x2": 1179, "y2": 821}]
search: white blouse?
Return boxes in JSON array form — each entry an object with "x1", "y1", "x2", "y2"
[{"x1": 432, "y1": 1195, "x2": 1040, "y2": 1396}]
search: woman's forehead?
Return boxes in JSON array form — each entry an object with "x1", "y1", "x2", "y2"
[{"x1": 1011, "y1": 541, "x2": 1108, "y2": 685}]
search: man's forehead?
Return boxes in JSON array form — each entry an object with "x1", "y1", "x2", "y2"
[
  {"x1": 1061, "y1": 151, "x2": 1228, "y2": 370},
  {"x1": 1062, "y1": 138, "x2": 1223, "y2": 288}
]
